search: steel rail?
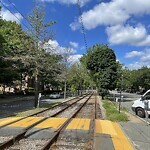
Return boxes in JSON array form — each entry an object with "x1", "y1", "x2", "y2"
[
  {"x1": 0, "y1": 94, "x2": 88, "y2": 130},
  {"x1": 41, "y1": 93, "x2": 93, "y2": 150},
  {"x1": 87, "y1": 93, "x2": 97, "y2": 150},
  {"x1": 0, "y1": 93, "x2": 91, "y2": 149}
]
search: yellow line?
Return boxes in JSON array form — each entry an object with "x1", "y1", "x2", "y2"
[{"x1": 0, "y1": 117, "x2": 23, "y2": 126}]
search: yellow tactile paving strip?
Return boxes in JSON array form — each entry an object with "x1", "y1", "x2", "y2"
[
  {"x1": 9, "y1": 117, "x2": 42, "y2": 128},
  {"x1": 0, "y1": 117, "x2": 23, "y2": 126},
  {"x1": 66, "y1": 118, "x2": 90, "y2": 130},
  {"x1": 0, "y1": 117, "x2": 134, "y2": 149},
  {"x1": 35, "y1": 118, "x2": 67, "y2": 129},
  {"x1": 95, "y1": 120, "x2": 134, "y2": 150}
]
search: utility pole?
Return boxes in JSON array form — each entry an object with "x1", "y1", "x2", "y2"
[{"x1": 119, "y1": 74, "x2": 123, "y2": 113}]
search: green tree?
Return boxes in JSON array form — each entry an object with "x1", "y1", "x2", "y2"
[
  {"x1": 119, "y1": 67, "x2": 150, "y2": 93},
  {"x1": 0, "y1": 17, "x2": 31, "y2": 84},
  {"x1": 138, "y1": 67, "x2": 150, "y2": 91},
  {"x1": 27, "y1": 4, "x2": 57, "y2": 107},
  {"x1": 67, "y1": 63, "x2": 94, "y2": 95},
  {"x1": 82, "y1": 44, "x2": 117, "y2": 99}
]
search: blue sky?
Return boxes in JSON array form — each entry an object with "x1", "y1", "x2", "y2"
[{"x1": 1, "y1": 0, "x2": 150, "y2": 69}]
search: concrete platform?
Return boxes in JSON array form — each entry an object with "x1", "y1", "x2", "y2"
[{"x1": 0, "y1": 117, "x2": 134, "y2": 149}]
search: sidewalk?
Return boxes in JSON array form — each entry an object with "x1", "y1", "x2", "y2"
[
  {"x1": 120, "y1": 122, "x2": 150, "y2": 150},
  {"x1": 97, "y1": 95, "x2": 150, "y2": 150}
]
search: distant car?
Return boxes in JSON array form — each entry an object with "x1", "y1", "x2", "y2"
[{"x1": 49, "y1": 93, "x2": 60, "y2": 99}]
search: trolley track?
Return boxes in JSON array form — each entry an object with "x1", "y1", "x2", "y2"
[
  {"x1": 0, "y1": 94, "x2": 88, "y2": 130},
  {"x1": 0, "y1": 93, "x2": 93, "y2": 150},
  {"x1": 50, "y1": 93, "x2": 101, "y2": 150},
  {"x1": 41, "y1": 93, "x2": 93, "y2": 150}
]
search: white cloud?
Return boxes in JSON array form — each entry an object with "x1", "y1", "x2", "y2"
[
  {"x1": 125, "y1": 51, "x2": 144, "y2": 58},
  {"x1": 80, "y1": 46, "x2": 85, "y2": 50},
  {"x1": 40, "y1": 0, "x2": 90, "y2": 7},
  {"x1": 128, "y1": 62, "x2": 150, "y2": 70},
  {"x1": 106, "y1": 24, "x2": 150, "y2": 46},
  {"x1": 44, "y1": 39, "x2": 82, "y2": 64},
  {"x1": 70, "y1": 21, "x2": 81, "y2": 31},
  {"x1": 126, "y1": 49, "x2": 150, "y2": 69},
  {"x1": 69, "y1": 41, "x2": 79, "y2": 49},
  {"x1": 70, "y1": 0, "x2": 150, "y2": 30},
  {"x1": 1, "y1": 8, "x2": 23, "y2": 24},
  {"x1": 44, "y1": 39, "x2": 74, "y2": 54},
  {"x1": 140, "y1": 49, "x2": 150, "y2": 62},
  {"x1": 69, "y1": 54, "x2": 82, "y2": 64},
  {"x1": 70, "y1": 2, "x2": 129, "y2": 30}
]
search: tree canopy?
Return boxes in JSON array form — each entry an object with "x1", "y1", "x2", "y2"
[{"x1": 81, "y1": 44, "x2": 117, "y2": 99}]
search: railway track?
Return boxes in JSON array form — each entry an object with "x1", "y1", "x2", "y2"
[
  {"x1": 0, "y1": 94, "x2": 88, "y2": 130},
  {"x1": 50, "y1": 93, "x2": 101, "y2": 149},
  {"x1": 0, "y1": 92, "x2": 102, "y2": 150}
]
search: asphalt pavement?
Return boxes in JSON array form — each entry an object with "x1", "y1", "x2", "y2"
[
  {"x1": 0, "y1": 95, "x2": 74, "y2": 119},
  {"x1": 0, "y1": 96, "x2": 35, "y2": 118}
]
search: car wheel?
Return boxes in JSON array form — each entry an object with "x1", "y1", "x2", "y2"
[{"x1": 136, "y1": 108, "x2": 145, "y2": 118}]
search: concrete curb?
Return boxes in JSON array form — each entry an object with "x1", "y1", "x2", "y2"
[
  {"x1": 126, "y1": 109, "x2": 150, "y2": 126},
  {"x1": 97, "y1": 95, "x2": 106, "y2": 119}
]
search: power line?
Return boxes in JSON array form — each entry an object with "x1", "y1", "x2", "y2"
[
  {"x1": 2, "y1": 0, "x2": 55, "y2": 43},
  {"x1": 1, "y1": 0, "x2": 88, "y2": 53},
  {"x1": 0, "y1": 0, "x2": 30, "y2": 30},
  {"x1": 7, "y1": 0, "x2": 32, "y2": 27},
  {"x1": 77, "y1": 0, "x2": 88, "y2": 52},
  {"x1": 0, "y1": 0, "x2": 36, "y2": 61}
]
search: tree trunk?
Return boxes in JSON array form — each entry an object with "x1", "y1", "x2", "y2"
[
  {"x1": 64, "y1": 81, "x2": 66, "y2": 99},
  {"x1": 34, "y1": 74, "x2": 38, "y2": 108}
]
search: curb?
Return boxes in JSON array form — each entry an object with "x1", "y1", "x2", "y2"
[
  {"x1": 97, "y1": 95, "x2": 106, "y2": 119},
  {"x1": 126, "y1": 109, "x2": 150, "y2": 125}
]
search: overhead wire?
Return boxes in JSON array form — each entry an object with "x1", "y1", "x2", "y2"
[
  {"x1": 0, "y1": 0, "x2": 37, "y2": 63},
  {"x1": 1, "y1": 0, "x2": 88, "y2": 52},
  {"x1": 2, "y1": 0, "x2": 56, "y2": 50},
  {"x1": 1, "y1": 0, "x2": 88, "y2": 53},
  {"x1": 0, "y1": 0, "x2": 48, "y2": 54},
  {"x1": 77, "y1": 0, "x2": 88, "y2": 52},
  {"x1": 0, "y1": 0, "x2": 30, "y2": 30},
  {"x1": 7, "y1": 0, "x2": 33, "y2": 28}
]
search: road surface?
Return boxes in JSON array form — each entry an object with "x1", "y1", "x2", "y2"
[{"x1": 0, "y1": 95, "x2": 70, "y2": 118}]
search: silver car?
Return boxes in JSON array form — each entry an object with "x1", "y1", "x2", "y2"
[{"x1": 49, "y1": 93, "x2": 60, "y2": 99}]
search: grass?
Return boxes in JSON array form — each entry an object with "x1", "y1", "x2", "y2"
[{"x1": 103, "y1": 100, "x2": 128, "y2": 122}]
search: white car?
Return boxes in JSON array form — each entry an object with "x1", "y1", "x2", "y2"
[
  {"x1": 49, "y1": 93, "x2": 60, "y2": 99},
  {"x1": 132, "y1": 90, "x2": 150, "y2": 118}
]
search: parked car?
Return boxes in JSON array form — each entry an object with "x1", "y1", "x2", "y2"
[
  {"x1": 49, "y1": 93, "x2": 60, "y2": 99},
  {"x1": 132, "y1": 89, "x2": 150, "y2": 118}
]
